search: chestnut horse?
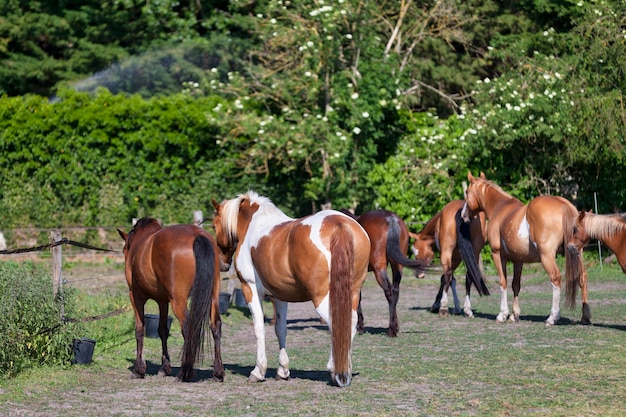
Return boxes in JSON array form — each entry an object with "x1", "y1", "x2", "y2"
[
  {"x1": 117, "y1": 218, "x2": 224, "y2": 382},
  {"x1": 340, "y1": 209, "x2": 429, "y2": 337},
  {"x1": 410, "y1": 200, "x2": 489, "y2": 317},
  {"x1": 461, "y1": 172, "x2": 587, "y2": 325},
  {"x1": 212, "y1": 191, "x2": 370, "y2": 387},
  {"x1": 567, "y1": 210, "x2": 626, "y2": 273}
]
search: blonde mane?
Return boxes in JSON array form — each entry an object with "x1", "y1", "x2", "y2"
[
  {"x1": 219, "y1": 190, "x2": 286, "y2": 245},
  {"x1": 585, "y1": 213, "x2": 626, "y2": 240},
  {"x1": 473, "y1": 177, "x2": 515, "y2": 200}
]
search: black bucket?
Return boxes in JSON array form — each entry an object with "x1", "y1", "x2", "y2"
[
  {"x1": 234, "y1": 288, "x2": 247, "y2": 308},
  {"x1": 71, "y1": 338, "x2": 96, "y2": 364},
  {"x1": 219, "y1": 292, "x2": 230, "y2": 314},
  {"x1": 145, "y1": 313, "x2": 172, "y2": 338}
]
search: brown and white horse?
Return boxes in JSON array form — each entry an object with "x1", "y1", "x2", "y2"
[
  {"x1": 340, "y1": 209, "x2": 429, "y2": 337},
  {"x1": 410, "y1": 200, "x2": 489, "y2": 317},
  {"x1": 117, "y1": 218, "x2": 224, "y2": 382},
  {"x1": 461, "y1": 172, "x2": 587, "y2": 325},
  {"x1": 567, "y1": 210, "x2": 626, "y2": 273},
  {"x1": 211, "y1": 192, "x2": 370, "y2": 387}
]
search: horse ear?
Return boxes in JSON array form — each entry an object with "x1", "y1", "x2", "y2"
[
  {"x1": 117, "y1": 229, "x2": 127, "y2": 241},
  {"x1": 212, "y1": 199, "x2": 220, "y2": 211},
  {"x1": 408, "y1": 232, "x2": 419, "y2": 240},
  {"x1": 480, "y1": 171, "x2": 486, "y2": 179},
  {"x1": 467, "y1": 171, "x2": 474, "y2": 181}
]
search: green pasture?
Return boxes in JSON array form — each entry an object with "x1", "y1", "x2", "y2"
[{"x1": 1, "y1": 256, "x2": 626, "y2": 416}]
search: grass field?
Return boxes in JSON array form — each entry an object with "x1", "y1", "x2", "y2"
[{"x1": 1, "y1": 255, "x2": 626, "y2": 416}]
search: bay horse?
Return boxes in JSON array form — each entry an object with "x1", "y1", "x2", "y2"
[
  {"x1": 339, "y1": 209, "x2": 429, "y2": 337},
  {"x1": 117, "y1": 218, "x2": 224, "y2": 382},
  {"x1": 409, "y1": 200, "x2": 489, "y2": 317},
  {"x1": 460, "y1": 172, "x2": 587, "y2": 326},
  {"x1": 567, "y1": 210, "x2": 626, "y2": 274},
  {"x1": 211, "y1": 191, "x2": 370, "y2": 387}
]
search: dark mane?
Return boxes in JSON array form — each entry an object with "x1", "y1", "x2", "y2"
[{"x1": 126, "y1": 217, "x2": 161, "y2": 250}]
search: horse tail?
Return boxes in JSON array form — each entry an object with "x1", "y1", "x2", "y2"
[
  {"x1": 385, "y1": 215, "x2": 429, "y2": 275},
  {"x1": 563, "y1": 207, "x2": 582, "y2": 309},
  {"x1": 329, "y1": 222, "x2": 355, "y2": 387},
  {"x1": 180, "y1": 235, "x2": 216, "y2": 380},
  {"x1": 455, "y1": 209, "x2": 490, "y2": 296}
]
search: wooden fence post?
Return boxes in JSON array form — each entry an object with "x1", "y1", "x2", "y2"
[{"x1": 50, "y1": 230, "x2": 64, "y2": 319}]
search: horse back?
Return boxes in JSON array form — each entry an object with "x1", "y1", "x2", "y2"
[
  {"x1": 138, "y1": 225, "x2": 212, "y2": 301},
  {"x1": 249, "y1": 211, "x2": 369, "y2": 304},
  {"x1": 355, "y1": 210, "x2": 409, "y2": 268}
]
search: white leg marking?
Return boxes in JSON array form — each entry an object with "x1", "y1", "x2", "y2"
[
  {"x1": 464, "y1": 295, "x2": 474, "y2": 318},
  {"x1": 545, "y1": 283, "x2": 561, "y2": 326},
  {"x1": 496, "y1": 286, "x2": 509, "y2": 322}
]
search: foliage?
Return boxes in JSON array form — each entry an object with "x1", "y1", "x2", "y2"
[
  {"x1": 0, "y1": 261, "x2": 79, "y2": 376},
  {"x1": 0, "y1": 89, "x2": 255, "y2": 228},
  {"x1": 460, "y1": 1, "x2": 626, "y2": 211}
]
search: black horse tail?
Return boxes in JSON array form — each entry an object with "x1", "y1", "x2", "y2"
[
  {"x1": 455, "y1": 209, "x2": 490, "y2": 296},
  {"x1": 386, "y1": 216, "x2": 430, "y2": 276},
  {"x1": 180, "y1": 234, "x2": 216, "y2": 381}
]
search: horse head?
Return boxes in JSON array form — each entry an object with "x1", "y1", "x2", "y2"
[
  {"x1": 408, "y1": 231, "x2": 435, "y2": 270},
  {"x1": 211, "y1": 198, "x2": 238, "y2": 272},
  {"x1": 567, "y1": 210, "x2": 592, "y2": 255},
  {"x1": 461, "y1": 171, "x2": 486, "y2": 222}
]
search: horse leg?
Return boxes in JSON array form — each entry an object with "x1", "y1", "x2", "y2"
[
  {"x1": 510, "y1": 262, "x2": 523, "y2": 322},
  {"x1": 156, "y1": 302, "x2": 172, "y2": 377},
  {"x1": 356, "y1": 292, "x2": 365, "y2": 335},
  {"x1": 439, "y1": 271, "x2": 453, "y2": 318},
  {"x1": 450, "y1": 276, "x2": 462, "y2": 315},
  {"x1": 372, "y1": 268, "x2": 397, "y2": 337},
  {"x1": 463, "y1": 277, "x2": 474, "y2": 317},
  {"x1": 273, "y1": 299, "x2": 290, "y2": 380},
  {"x1": 431, "y1": 274, "x2": 445, "y2": 313},
  {"x1": 170, "y1": 299, "x2": 192, "y2": 381},
  {"x1": 209, "y1": 291, "x2": 225, "y2": 382},
  {"x1": 492, "y1": 252, "x2": 510, "y2": 322},
  {"x1": 579, "y1": 255, "x2": 591, "y2": 325},
  {"x1": 246, "y1": 284, "x2": 268, "y2": 383},
  {"x1": 388, "y1": 264, "x2": 403, "y2": 337},
  {"x1": 541, "y1": 255, "x2": 562, "y2": 326},
  {"x1": 130, "y1": 293, "x2": 147, "y2": 379}
]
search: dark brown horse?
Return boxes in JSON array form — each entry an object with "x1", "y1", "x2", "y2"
[
  {"x1": 212, "y1": 191, "x2": 370, "y2": 387},
  {"x1": 461, "y1": 172, "x2": 587, "y2": 325},
  {"x1": 117, "y1": 218, "x2": 224, "y2": 382},
  {"x1": 410, "y1": 200, "x2": 489, "y2": 317},
  {"x1": 568, "y1": 210, "x2": 626, "y2": 273},
  {"x1": 340, "y1": 209, "x2": 429, "y2": 337}
]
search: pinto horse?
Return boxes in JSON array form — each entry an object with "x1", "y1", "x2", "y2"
[
  {"x1": 117, "y1": 218, "x2": 224, "y2": 382},
  {"x1": 567, "y1": 210, "x2": 626, "y2": 273},
  {"x1": 211, "y1": 191, "x2": 370, "y2": 387},
  {"x1": 460, "y1": 172, "x2": 587, "y2": 325},
  {"x1": 340, "y1": 209, "x2": 429, "y2": 337},
  {"x1": 410, "y1": 200, "x2": 489, "y2": 317}
]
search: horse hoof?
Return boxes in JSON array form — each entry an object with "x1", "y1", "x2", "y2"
[
  {"x1": 275, "y1": 374, "x2": 290, "y2": 381},
  {"x1": 331, "y1": 372, "x2": 352, "y2": 387},
  {"x1": 357, "y1": 327, "x2": 365, "y2": 335},
  {"x1": 248, "y1": 374, "x2": 265, "y2": 383},
  {"x1": 464, "y1": 311, "x2": 474, "y2": 318},
  {"x1": 386, "y1": 329, "x2": 398, "y2": 338},
  {"x1": 438, "y1": 309, "x2": 449, "y2": 318},
  {"x1": 130, "y1": 372, "x2": 145, "y2": 379},
  {"x1": 213, "y1": 373, "x2": 225, "y2": 383},
  {"x1": 580, "y1": 318, "x2": 591, "y2": 325}
]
